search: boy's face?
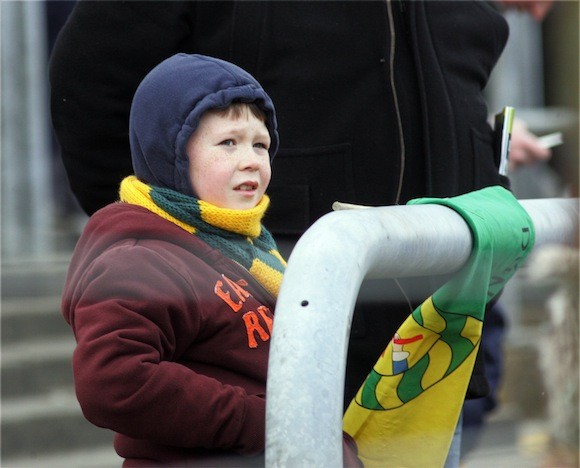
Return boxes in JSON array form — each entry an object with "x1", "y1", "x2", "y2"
[{"x1": 186, "y1": 109, "x2": 272, "y2": 210}]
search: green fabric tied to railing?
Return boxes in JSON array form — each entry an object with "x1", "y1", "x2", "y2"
[{"x1": 343, "y1": 186, "x2": 535, "y2": 467}]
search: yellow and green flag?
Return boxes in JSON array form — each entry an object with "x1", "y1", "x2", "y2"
[{"x1": 343, "y1": 186, "x2": 535, "y2": 467}]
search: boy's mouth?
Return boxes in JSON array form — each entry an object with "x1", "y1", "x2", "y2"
[{"x1": 235, "y1": 182, "x2": 258, "y2": 192}]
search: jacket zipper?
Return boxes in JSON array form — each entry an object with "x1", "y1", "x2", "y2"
[
  {"x1": 385, "y1": 0, "x2": 406, "y2": 206},
  {"x1": 385, "y1": 0, "x2": 414, "y2": 314}
]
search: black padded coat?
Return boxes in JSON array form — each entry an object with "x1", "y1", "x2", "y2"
[{"x1": 50, "y1": 0, "x2": 510, "y2": 403}]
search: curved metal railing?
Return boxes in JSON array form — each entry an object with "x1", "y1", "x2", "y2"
[{"x1": 265, "y1": 197, "x2": 578, "y2": 467}]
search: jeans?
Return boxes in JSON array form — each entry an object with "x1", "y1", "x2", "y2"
[{"x1": 444, "y1": 411, "x2": 463, "y2": 468}]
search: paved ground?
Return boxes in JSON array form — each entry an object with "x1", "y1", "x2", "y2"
[{"x1": 462, "y1": 416, "x2": 550, "y2": 468}]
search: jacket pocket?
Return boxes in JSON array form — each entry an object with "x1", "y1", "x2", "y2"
[
  {"x1": 266, "y1": 143, "x2": 354, "y2": 235},
  {"x1": 471, "y1": 126, "x2": 508, "y2": 190}
]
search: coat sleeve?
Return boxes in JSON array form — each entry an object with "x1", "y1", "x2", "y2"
[
  {"x1": 49, "y1": 1, "x2": 196, "y2": 215},
  {"x1": 66, "y1": 243, "x2": 265, "y2": 454}
]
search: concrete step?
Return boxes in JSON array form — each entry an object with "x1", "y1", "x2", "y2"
[
  {"x1": 1, "y1": 255, "x2": 71, "y2": 299},
  {"x1": 2, "y1": 295, "x2": 70, "y2": 344},
  {"x1": 2, "y1": 444, "x2": 123, "y2": 468},
  {"x1": 2, "y1": 336, "x2": 76, "y2": 399},
  {"x1": 1, "y1": 257, "x2": 116, "y2": 461},
  {"x1": 1, "y1": 389, "x2": 114, "y2": 461}
]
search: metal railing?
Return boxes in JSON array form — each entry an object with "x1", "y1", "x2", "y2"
[{"x1": 265, "y1": 197, "x2": 578, "y2": 467}]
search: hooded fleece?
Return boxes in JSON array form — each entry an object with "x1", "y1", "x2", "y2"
[
  {"x1": 61, "y1": 203, "x2": 276, "y2": 465},
  {"x1": 129, "y1": 53, "x2": 279, "y2": 197}
]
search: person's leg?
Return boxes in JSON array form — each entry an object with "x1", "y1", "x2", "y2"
[
  {"x1": 461, "y1": 302, "x2": 507, "y2": 457},
  {"x1": 444, "y1": 411, "x2": 463, "y2": 468}
]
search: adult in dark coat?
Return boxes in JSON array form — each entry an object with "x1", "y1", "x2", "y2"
[{"x1": 50, "y1": 0, "x2": 510, "y2": 414}]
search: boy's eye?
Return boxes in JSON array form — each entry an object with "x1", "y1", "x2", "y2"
[
  {"x1": 220, "y1": 139, "x2": 235, "y2": 146},
  {"x1": 254, "y1": 142, "x2": 269, "y2": 150}
]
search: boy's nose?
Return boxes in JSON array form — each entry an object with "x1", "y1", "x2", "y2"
[{"x1": 238, "y1": 147, "x2": 262, "y2": 170}]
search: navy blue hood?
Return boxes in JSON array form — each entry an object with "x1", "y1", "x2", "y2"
[{"x1": 129, "y1": 54, "x2": 279, "y2": 196}]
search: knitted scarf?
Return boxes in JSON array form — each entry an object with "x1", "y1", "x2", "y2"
[{"x1": 119, "y1": 176, "x2": 286, "y2": 297}]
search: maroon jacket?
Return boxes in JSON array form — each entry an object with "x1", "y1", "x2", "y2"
[{"x1": 62, "y1": 202, "x2": 277, "y2": 465}]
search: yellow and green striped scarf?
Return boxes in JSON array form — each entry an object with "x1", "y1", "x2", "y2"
[{"x1": 120, "y1": 176, "x2": 286, "y2": 297}]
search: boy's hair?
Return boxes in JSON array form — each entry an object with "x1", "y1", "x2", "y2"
[{"x1": 210, "y1": 101, "x2": 267, "y2": 123}]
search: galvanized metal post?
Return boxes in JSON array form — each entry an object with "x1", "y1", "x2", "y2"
[{"x1": 265, "y1": 198, "x2": 578, "y2": 467}]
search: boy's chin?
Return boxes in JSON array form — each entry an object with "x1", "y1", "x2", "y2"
[{"x1": 223, "y1": 196, "x2": 262, "y2": 210}]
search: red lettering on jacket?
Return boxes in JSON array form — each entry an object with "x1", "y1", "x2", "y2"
[
  {"x1": 214, "y1": 275, "x2": 251, "y2": 312},
  {"x1": 242, "y1": 311, "x2": 271, "y2": 348},
  {"x1": 256, "y1": 305, "x2": 273, "y2": 334}
]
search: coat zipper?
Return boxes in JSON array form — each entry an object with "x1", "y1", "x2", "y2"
[
  {"x1": 385, "y1": 0, "x2": 406, "y2": 206},
  {"x1": 385, "y1": 0, "x2": 414, "y2": 314}
]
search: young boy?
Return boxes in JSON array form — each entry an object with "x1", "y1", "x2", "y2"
[
  {"x1": 61, "y1": 54, "x2": 286, "y2": 466},
  {"x1": 63, "y1": 53, "x2": 361, "y2": 467}
]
